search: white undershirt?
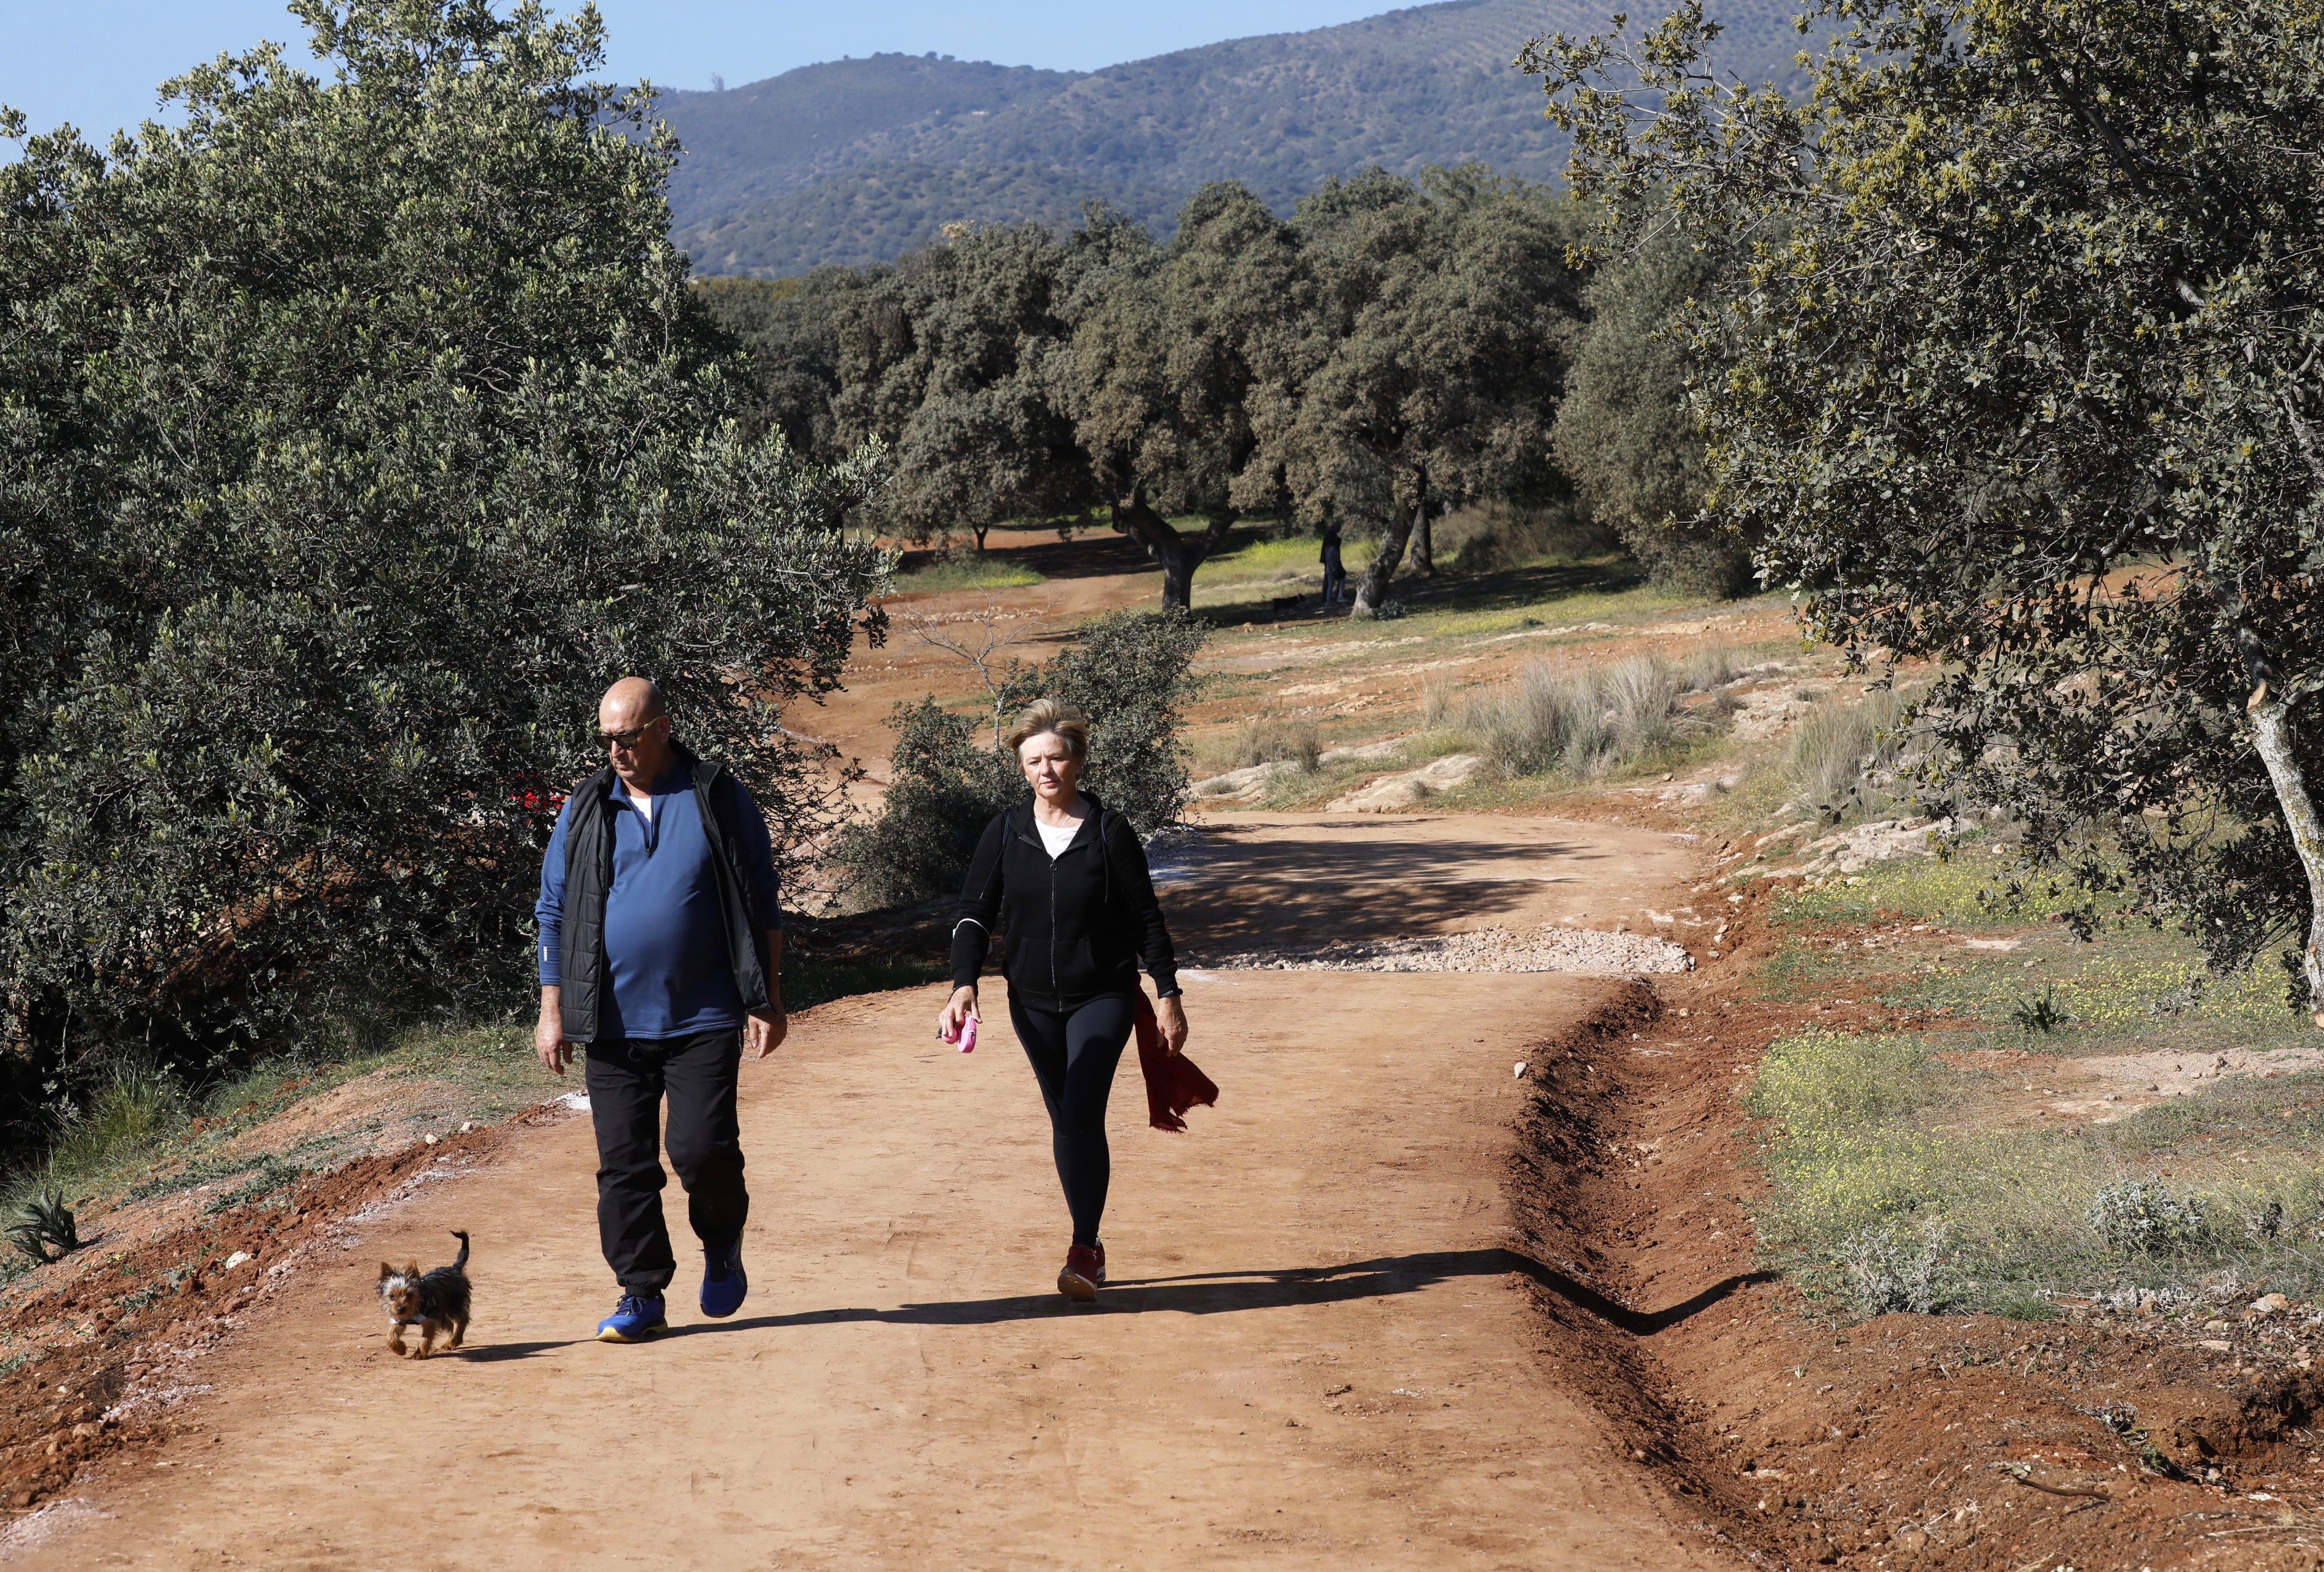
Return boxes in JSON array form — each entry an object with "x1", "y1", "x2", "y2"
[
  {"x1": 626, "y1": 790, "x2": 654, "y2": 823},
  {"x1": 1035, "y1": 816, "x2": 1082, "y2": 859}
]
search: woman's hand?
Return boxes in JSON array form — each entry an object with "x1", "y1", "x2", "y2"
[
  {"x1": 1155, "y1": 994, "x2": 1189, "y2": 1056},
  {"x1": 937, "y1": 985, "x2": 980, "y2": 1042}
]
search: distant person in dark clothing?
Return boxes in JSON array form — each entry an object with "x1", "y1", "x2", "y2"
[
  {"x1": 534, "y1": 677, "x2": 785, "y2": 1343},
  {"x1": 940, "y1": 699, "x2": 1187, "y2": 1303},
  {"x1": 1320, "y1": 528, "x2": 1346, "y2": 607}
]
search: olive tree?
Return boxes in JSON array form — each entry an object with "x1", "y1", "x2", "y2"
[
  {"x1": 1550, "y1": 224, "x2": 1753, "y2": 595},
  {"x1": 1528, "y1": 0, "x2": 2324, "y2": 1015},
  {"x1": 1047, "y1": 185, "x2": 1307, "y2": 607},
  {"x1": 0, "y1": 0, "x2": 892, "y2": 1137},
  {"x1": 1261, "y1": 168, "x2": 1580, "y2": 613}
]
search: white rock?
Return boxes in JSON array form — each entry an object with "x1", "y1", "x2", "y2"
[
  {"x1": 1327, "y1": 753, "x2": 1488, "y2": 812},
  {"x1": 2252, "y1": 1293, "x2": 2292, "y2": 1316},
  {"x1": 222, "y1": 1252, "x2": 253, "y2": 1270},
  {"x1": 1513, "y1": 1062, "x2": 1527, "y2": 1078},
  {"x1": 1190, "y1": 760, "x2": 1304, "y2": 800},
  {"x1": 423, "y1": 1133, "x2": 439, "y2": 1146}
]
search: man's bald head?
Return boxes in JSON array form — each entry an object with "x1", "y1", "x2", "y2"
[
  {"x1": 600, "y1": 677, "x2": 666, "y2": 728},
  {"x1": 598, "y1": 677, "x2": 672, "y2": 787}
]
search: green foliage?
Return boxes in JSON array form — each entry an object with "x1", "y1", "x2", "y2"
[
  {"x1": 831, "y1": 698, "x2": 1020, "y2": 908},
  {"x1": 655, "y1": 56, "x2": 1083, "y2": 246},
  {"x1": 1265, "y1": 168, "x2": 1584, "y2": 611},
  {"x1": 834, "y1": 608, "x2": 1205, "y2": 907},
  {"x1": 2088, "y1": 1181, "x2": 2211, "y2": 1255},
  {"x1": 1746, "y1": 1030, "x2": 1946, "y2": 1132},
  {"x1": 704, "y1": 171, "x2": 1596, "y2": 610},
  {"x1": 2012, "y1": 987, "x2": 2068, "y2": 1034},
  {"x1": 48, "y1": 1072, "x2": 187, "y2": 1177},
  {"x1": 1532, "y1": 0, "x2": 2324, "y2": 1010},
  {"x1": 1550, "y1": 226, "x2": 1753, "y2": 595},
  {"x1": 1015, "y1": 610, "x2": 1206, "y2": 834},
  {"x1": 0, "y1": 1, "x2": 891, "y2": 1148},
  {"x1": 5, "y1": 1191, "x2": 79, "y2": 1265}
]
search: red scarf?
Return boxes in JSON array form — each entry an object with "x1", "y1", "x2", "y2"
[{"x1": 1133, "y1": 990, "x2": 1218, "y2": 1132}]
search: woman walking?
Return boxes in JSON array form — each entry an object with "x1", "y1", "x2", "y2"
[{"x1": 938, "y1": 699, "x2": 1189, "y2": 1302}]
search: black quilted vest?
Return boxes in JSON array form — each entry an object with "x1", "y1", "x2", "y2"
[{"x1": 556, "y1": 745, "x2": 773, "y2": 1043}]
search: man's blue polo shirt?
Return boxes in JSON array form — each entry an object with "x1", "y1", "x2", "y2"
[{"x1": 535, "y1": 762, "x2": 782, "y2": 1040}]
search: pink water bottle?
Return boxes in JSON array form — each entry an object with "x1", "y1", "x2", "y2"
[{"x1": 942, "y1": 1015, "x2": 979, "y2": 1054}]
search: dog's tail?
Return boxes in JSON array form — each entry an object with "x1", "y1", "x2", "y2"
[{"x1": 449, "y1": 1230, "x2": 470, "y2": 1271}]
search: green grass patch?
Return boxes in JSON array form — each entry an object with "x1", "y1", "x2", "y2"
[
  {"x1": 1188, "y1": 529, "x2": 1376, "y2": 588},
  {"x1": 1745, "y1": 853, "x2": 2324, "y2": 1319},
  {"x1": 1746, "y1": 1028, "x2": 2324, "y2": 1320},
  {"x1": 893, "y1": 555, "x2": 1046, "y2": 594}
]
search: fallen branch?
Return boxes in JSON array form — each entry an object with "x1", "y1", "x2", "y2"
[{"x1": 1995, "y1": 1463, "x2": 2110, "y2": 1500}]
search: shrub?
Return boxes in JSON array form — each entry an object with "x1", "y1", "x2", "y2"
[
  {"x1": 1231, "y1": 716, "x2": 1321, "y2": 772},
  {"x1": 5, "y1": 1192, "x2": 79, "y2": 1265},
  {"x1": 1008, "y1": 608, "x2": 1206, "y2": 834},
  {"x1": 2089, "y1": 1181, "x2": 2212, "y2": 1254},
  {"x1": 1439, "y1": 499, "x2": 1619, "y2": 574},
  {"x1": 1840, "y1": 1218, "x2": 1955, "y2": 1316},
  {"x1": 830, "y1": 700, "x2": 1019, "y2": 908},
  {"x1": 1462, "y1": 652, "x2": 1726, "y2": 779},
  {"x1": 0, "y1": 3, "x2": 892, "y2": 1154},
  {"x1": 834, "y1": 608, "x2": 1207, "y2": 906},
  {"x1": 1787, "y1": 688, "x2": 1913, "y2": 823}
]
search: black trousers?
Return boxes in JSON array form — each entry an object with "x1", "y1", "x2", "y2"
[
  {"x1": 1006, "y1": 994, "x2": 1135, "y2": 1248},
  {"x1": 583, "y1": 1028, "x2": 748, "y2": 1296}
]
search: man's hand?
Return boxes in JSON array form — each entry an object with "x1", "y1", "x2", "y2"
[
  {"x1": 534, "y1": 987, "x2": 573, "y2": 1076},
  {"x1": 1155, "y1": 994, "x2": 1189, "y2": 1056},
  {"x1": 745, "y1": 1009, "x2": 788, "y2": 1060}
]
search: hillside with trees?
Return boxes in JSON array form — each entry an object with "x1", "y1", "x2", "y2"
[
  {"x1": 661, "y1": 0, "x2": 1808, "y2": 275},
  {"x1": 699, "y1": 169, "x2": 1590, "y2": 610}
]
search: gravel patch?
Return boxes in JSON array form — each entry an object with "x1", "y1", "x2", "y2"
[{"x1": 1186, "y1": 924, "x2": 1694, "y2": 976}]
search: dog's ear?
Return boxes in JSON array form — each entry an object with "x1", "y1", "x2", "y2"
[
  {"x1": 378, "y1": 1262, "x2": 394, "y2": 1280},
  {"x1": 405, "y1": 1260, "x2": 419, "y2": 1277}
]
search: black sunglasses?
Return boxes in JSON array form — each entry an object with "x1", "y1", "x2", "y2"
[{"x1": 598, "y1": 718, "x2": 664, "y2": 751}]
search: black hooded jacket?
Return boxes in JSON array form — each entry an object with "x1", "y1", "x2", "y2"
[{"x1": 949, "y1": 793, "x2": 1179, "y2": 1011}]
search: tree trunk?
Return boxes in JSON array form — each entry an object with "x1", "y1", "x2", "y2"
[
  {"x1": 2249, "y1": 694, "x2": 2324, "y2": 1027},
  {"x1": 1110, "y1": 489, "x2": 1233, "y2": 610},
  {"x1": 1351, "y1": 506, "x2": 1416, "y2": 614},
  {"x1": 1409, "y1": 503, "x2": 1435, "y2": 577},
  {"x1": 971, "y1": 521, "x2": 991, "y2": 553}
]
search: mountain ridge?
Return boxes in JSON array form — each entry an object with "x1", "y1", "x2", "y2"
[{"x1": 659, "y1": 0, "x2": 1806, "y2": 276}]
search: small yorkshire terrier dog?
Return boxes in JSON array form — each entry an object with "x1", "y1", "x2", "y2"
[{"x1": 377, "y1": 1231, "x2": 472, "y2": 1358}]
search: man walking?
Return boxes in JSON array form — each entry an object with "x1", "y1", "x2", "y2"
[{"x1": 534, "y1": 677, "x2": 786, "y2": 1342}]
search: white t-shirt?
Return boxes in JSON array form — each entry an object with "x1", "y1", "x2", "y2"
[{"x1": 1035, "y1": 815, "x2": 1083, "y2": 859}]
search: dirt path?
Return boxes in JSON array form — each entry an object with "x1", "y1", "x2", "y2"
[{"x1": 7, "y1": 816, "x2": 1731, "y2": 1571}]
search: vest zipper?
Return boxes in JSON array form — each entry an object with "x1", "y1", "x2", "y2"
[{"x1": 1047, "y1": 849, "x2": 1061, "y2": 1008}]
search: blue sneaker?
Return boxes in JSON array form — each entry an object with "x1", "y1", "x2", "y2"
[
  {"x1": 595, "y1": 1293, "x2": 668, "y2": 1343},
  {"x1": 701, "y1": 1240, "x2": 747, "y2": 1319}
]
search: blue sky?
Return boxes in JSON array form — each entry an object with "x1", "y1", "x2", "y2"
[{"x1": 3, "y1": 1, "x2": 1395, "y2": 143}]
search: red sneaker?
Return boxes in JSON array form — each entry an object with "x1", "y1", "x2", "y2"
[{"x1": 1058, "y1": 1241, "x2": 1105, "y2": 1303}]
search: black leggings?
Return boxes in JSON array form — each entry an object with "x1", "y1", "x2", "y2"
[{"x1": 1006, "y1": 994, "x2": 1135, "y2": 1248}]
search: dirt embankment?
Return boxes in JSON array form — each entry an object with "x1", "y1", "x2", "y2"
[
  {"x1": 0, "y1": 1119, "x2": 538, "y2": 1514},
  {"x1": 1523, "y1": 880, "x2": 2324, "y2": 1571}
]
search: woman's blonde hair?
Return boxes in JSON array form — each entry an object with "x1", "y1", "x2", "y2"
[{"x1": 1004, "y1": 698, "x2": 1090, "y2": 761}]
